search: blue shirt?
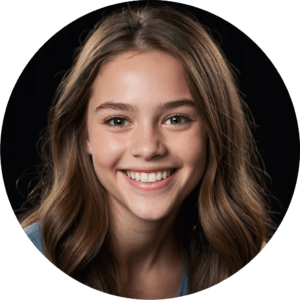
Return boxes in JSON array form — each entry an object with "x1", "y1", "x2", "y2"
[
  {"x1": 24, "y1": 222, "x2": 189, "y2": 296},
  {"x1": 24, "y1": 222, "x2": 44, "y2": 255}
]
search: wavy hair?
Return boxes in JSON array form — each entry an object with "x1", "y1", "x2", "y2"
[{"x1": 20, "y1": 4, "x2": 274, "y2": 295}]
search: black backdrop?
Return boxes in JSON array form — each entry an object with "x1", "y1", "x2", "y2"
[{"x1": 1, "y1": 0, "x2": 299, "y2": 227}]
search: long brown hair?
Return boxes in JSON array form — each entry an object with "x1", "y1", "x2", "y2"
[{"x1": 20, "y1": 3, "x2": 274, "y2": 295}]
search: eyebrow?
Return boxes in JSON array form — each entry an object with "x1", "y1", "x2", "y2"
[{"x1": 95, "y1": 99, "x2": 195, "y2": 113}]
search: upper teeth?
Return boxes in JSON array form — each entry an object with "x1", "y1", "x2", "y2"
[{"x1": 126, "y1": 170, "x2": 172, "y2": 182}]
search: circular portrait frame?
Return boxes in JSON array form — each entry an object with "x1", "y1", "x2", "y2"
[{"x1": 1, "y1": 1, "x2": 299, "y2": 299}]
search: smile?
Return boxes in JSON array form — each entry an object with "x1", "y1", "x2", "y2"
[
  {"x1": 125, "y1": 170, "x2": 174, "y2": 183},
  {"x1": 121, "y1": 169, "x2": 176, "y2": 191}
]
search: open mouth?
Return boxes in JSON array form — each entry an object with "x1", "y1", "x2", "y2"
[{"x1": 122, "y1": 169, "x2": 176, "y2": 183}]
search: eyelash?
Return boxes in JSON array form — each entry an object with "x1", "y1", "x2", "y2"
[
  {"x1": 104, "y1": 116, "x2": 131, "y2": 128},
  {"x1": 103, "y1": 114, "x2": 192, "y2": 129},
  {"x1": 164, "y1": 114, "x2": 192, "y2": 126}
]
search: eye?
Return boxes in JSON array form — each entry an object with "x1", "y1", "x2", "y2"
[
  {"x1": 164, "y1": 114, "x2": 191, "y2": 126},
  {"x1": 104, "y1": 117, "x2": 130, "y2": 128}
]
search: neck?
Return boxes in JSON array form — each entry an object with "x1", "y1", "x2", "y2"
[{"x1": 109, "y1": 200, "x2": 182, "y2": 274}]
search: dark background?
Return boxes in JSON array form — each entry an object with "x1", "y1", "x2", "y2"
[{"x1": 1, "y1": 0, "x2": 299, "y2": 227}]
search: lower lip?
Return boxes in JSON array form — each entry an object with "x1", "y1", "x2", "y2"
[{"x1": 121, "y1": 171, "x2": 175, "y2": 191}]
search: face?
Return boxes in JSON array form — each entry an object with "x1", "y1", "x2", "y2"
[{"x1": 86, "y1": 50, "x2": 207, "y2": 222}]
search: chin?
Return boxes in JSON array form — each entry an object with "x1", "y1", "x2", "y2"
[{"x1": 127, "y1": 200, "x2": 181, "y2": 222}]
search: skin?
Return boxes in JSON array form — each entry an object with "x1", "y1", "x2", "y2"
[{"x1": 86, "y1": 50, "x2": 207, "y2": 298}]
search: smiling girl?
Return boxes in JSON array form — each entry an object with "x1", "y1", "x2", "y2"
[{"x1": 21, "y1": 4, "x2": 273, "y2": 299}]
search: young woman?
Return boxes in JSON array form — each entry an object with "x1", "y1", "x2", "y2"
[{"x1": 21, "y1": 4, "x2": 273, "y2": 298}]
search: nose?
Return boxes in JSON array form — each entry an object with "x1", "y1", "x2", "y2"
[{"x1": 130, "y1": 124, "x2": 167, "y2": 161}]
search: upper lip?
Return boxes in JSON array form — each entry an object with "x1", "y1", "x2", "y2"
[{"x1": 121, "y1": 168, "x2": 176, "y2": 173}]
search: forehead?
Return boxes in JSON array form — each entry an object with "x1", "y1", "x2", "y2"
[{"x1": 90, "y1": 50, "x2": 192, "y2": 109}]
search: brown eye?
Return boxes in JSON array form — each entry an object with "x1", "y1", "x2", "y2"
[
  {"x1": 165, "y1": 115, "x2": 190, "y2": 125},
  {"x1": 170, "y1": 116, "x2": 182, "y2": 124},
  {"x1": 106, "y1": 117, "x2": 130, "y2": 127}
]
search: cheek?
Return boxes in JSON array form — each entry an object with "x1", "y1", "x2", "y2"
[
  {"x1": 171, "y1": 129, "x2": 207, "y2": 167},
  {"x1": 88, "y1": 131, "x2": 126, "y2": 170}
]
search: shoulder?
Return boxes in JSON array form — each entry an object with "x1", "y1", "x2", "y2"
[{"x1": 24, "y1": 222, "x2": 44, "y2": 256}]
